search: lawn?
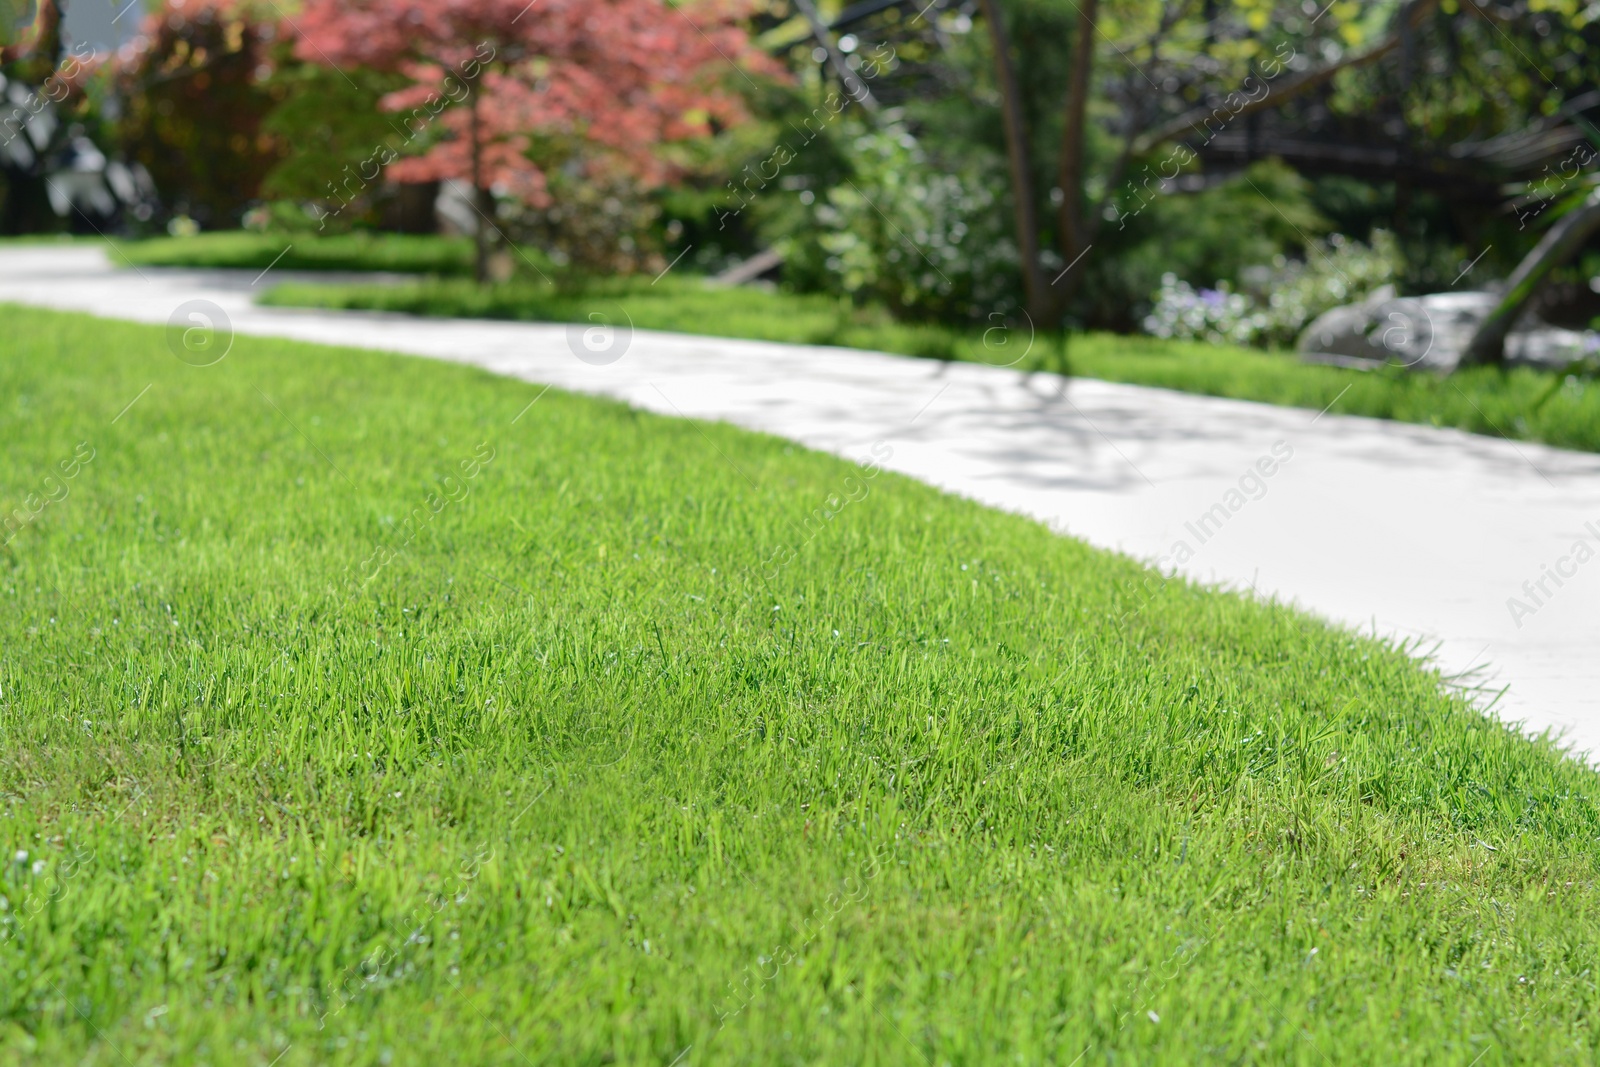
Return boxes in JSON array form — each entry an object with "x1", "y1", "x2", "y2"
[
  {"x1": 119, "y1": 231, "x2": 543, "y2": 277},
  {"x1": 3, "y1": 304, "x2": 1600, "y2": 1064}
]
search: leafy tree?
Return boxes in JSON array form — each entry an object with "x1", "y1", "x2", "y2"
[
  {"x1": 969, "y1": 0, "x2": 1446, "y2": 325},
  {"x1": 294, "y1": 0, "x2": 776, "y2": 281},
  {"x1": 114, "y1": 0, "x2": 285, "y2": 227},
  {"x1": 0, "y1": 0, "x2": 41, "y2": 53},
  {"x1": 258, "y1": 62, "x2": 405, "y2": 221}
]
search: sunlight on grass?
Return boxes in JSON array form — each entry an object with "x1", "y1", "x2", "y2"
[
  {"x1": 2, "y1": 306, "x2": 1599, "y2": 1063},
  {"x1": 122, "y1": 231, "x2": 530, "y2": 276}
]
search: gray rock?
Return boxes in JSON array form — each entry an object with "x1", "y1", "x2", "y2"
[
  {"x1": 1299, "y1": 289, "x2": 1597, "y2": 373},
  {"x1": 1295, "y1": 286, "x2": 1396, "y2": 366},
  {"x1": 1505, "y1": 327, "x2": 1593, "y2": 370}
]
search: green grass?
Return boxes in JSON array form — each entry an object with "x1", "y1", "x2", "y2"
[
  {"x1": 120, "y1": 232, "x2": 505, "y2": 276},
  {"x1": 1068, "y1": 333, "x2": 1600, "y2": 454},
  {"x1": 6, "y1": 304, "x2": 1600, "y2": 1065},
  {"x1": 0, "y1": 235, "x2": 103, "y2": 247},
  {"x1": 263, "y1": 272, "x2": 999, "y2": 359},
  {"x1": 263, "y1": 274, "x2": 1600, "y2": 455}
]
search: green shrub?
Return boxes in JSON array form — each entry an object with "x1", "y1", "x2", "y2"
[
  {"x1": 1145, "y1": 230, "x2": 1403, "y2": 348},
  {"x1": 778, "y1": 120, "x2": 1019, "y2": 322}
]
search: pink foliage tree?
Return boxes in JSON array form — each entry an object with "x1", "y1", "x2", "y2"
[{"x1": 294, "y1": 0, "x2": 773, "y2": 280}]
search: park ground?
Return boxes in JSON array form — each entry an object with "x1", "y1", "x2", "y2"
[{"x1": 4, "y1": 304, "x2": 1600, "y2": 1064}]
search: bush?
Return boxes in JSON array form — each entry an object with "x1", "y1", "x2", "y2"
[
  {"x1": 1141, "y1": 276, "x2": 1265, "y2": 346},
  {"x1": 1085, "y1": 159, "x2": 1329, "y2": 331},
  {"x1": 1144, "y1": 230, "x2": 1403, "y2": 348},
  {"x1": 115, "y1": 0, "x2": 285, "y2": 228},
  {"x1": 499, "y1": 168, "x2": 664, "y2": 277},
  {"x1": 778, "y1": 120, "x2": 1018, "y2": 323}
]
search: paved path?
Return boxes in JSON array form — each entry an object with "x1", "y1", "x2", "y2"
[{"x1": 5, "y1": 244, "x2": 1600, "y2": 757}]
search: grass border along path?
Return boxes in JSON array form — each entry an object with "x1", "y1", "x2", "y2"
[
  {"x1": 3, "y1": 303, "x2": 1600, "y2": 1063},
  {"x1": 121, "y1": 230, "x2": 492, "y2": 276}
]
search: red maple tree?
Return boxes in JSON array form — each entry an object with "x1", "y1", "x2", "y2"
[{"x1": 293, "y1": 0, "x2": 774, "y2": 280}]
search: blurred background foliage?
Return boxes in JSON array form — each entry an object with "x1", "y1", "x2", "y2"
[
  {"x1": 3, "y1": 0, "x2": 1600, "y2": 340},
  {"x1": 112, "y1": 0, "x2": 283, "y2": 227}
]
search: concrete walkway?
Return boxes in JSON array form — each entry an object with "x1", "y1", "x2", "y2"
[{"x1": 5, "y1": 244, "x2": 1600, "y2": 757}]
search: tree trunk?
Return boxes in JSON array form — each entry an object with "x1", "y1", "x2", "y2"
[
  {"x1": 1460, "y1": 191, "x2": 1600, "y2": 366},
  {"x1": 1055, "y1": 0, "x2": 1097, "y2": 275},
  {"x1": 470, "y1": 90, "x2": 489, "y2": 284},
  {"x1": 979, "y1": 0, "x2": 1048, "y2": 323}
]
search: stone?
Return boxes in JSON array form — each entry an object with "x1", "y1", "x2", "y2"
[
  {"x1": 1298, "y1": 290, "x2": 1488, "y2": 372},
  {"x1": 1505, "y1": 326, "x2": 1594, "y2": 370},
  {"x1": 1297, "y1": 289, "x2": 1595, "y2": 372},
  {"x1": 1294, "y1": 286, "x2": 1396, "y2": 366}
]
